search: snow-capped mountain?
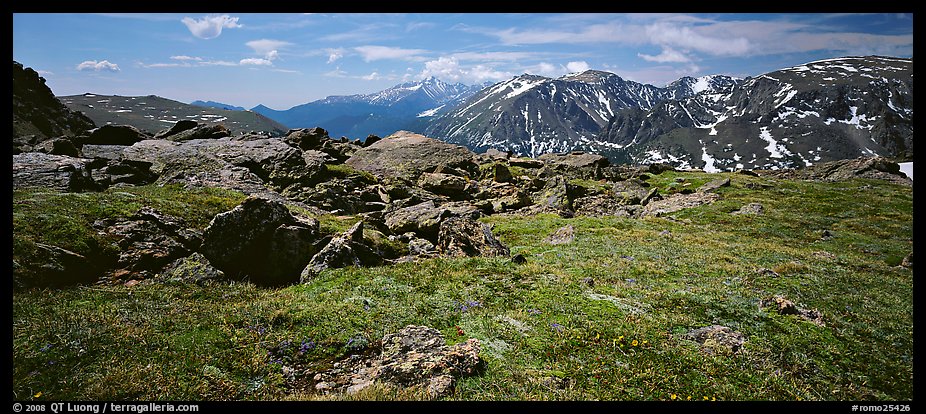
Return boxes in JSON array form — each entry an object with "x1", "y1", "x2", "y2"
[
  {"x1": 424, "y1": 70, "x2": 677, "y2": 157},
  {"x1": 251, "y1": 77, "x2": 485, "y2": 139},
  {"x1": 600, "y1": 56, "x2": 913, "y2": 170},
  {"x1": 664, "y1": 75, "x2": 741, "y2": 100}
]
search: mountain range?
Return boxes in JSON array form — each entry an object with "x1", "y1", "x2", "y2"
[
  {"x1": 53, "y1": 55, "x2": 912, "y2": 171},
  {"x1": 250, "y1": 77, "x2": 488, "y2": 139}
]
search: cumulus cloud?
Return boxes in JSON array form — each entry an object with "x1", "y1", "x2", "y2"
[
  {"x1": 565, "y1": 61, "x2": 590, "y2": 73},
  {"x1": 355, "y1": 45, "x2": 427, "y2": 62},
  {"x1": 644, "y1": 22, "x2": 750, "y2": 56},
  {"x1": 76, "y1": 60, "x2": 120, "y2": 72},
  {"x1": 638, "y1": 47, "x2": 691, "y2": 63},
  {"x1": 181, "y1": 14, "x2": 241, "y2": 39},
  {"x1": 418, "y1": 56, "x2": 511, "y2": 83},
  {"x1": 239, "y1": 58, "x2": 273, "y2": 66}
]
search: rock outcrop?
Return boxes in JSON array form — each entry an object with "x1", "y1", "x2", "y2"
[{"x1": 345, "y1": 131, "x2": 478, "y2": 181}]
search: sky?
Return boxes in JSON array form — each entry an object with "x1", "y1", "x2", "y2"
[{"x1": 13, "y1": 13, "x2": 913, "y2": 110}]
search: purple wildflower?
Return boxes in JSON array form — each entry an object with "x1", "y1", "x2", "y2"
[{"x1": 551, "y1": 323, "x2": 564, "y2": 332}]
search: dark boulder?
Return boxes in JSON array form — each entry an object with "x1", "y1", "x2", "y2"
[
  {"x1": 36, "y1": 137, "x2": 80, "y2": 157},
  {"x1": 153, "y1": 119, "x2": 199, "y2": 139},
  {"x1": 80, "y1": 124, "x2": 150, "y2": 146},
  {"x1": 164, "y1": 124, "x2": 230, "y2": 142},
  {"x1": 284, "y1": 127, "x2": 330, "y2": 151},
  {"x1": 300, "y1": 221, "x2": 380, "y2": 282},
  {"x1": 200, "y1": 196, "x2": 320, "y2": 286}
]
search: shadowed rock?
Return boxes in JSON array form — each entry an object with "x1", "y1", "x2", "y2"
[
  {"x1": 13, "y1": 152, "x2": 99, "y2": 192},
  {"x1": 300, "y1": 221, "x2": 381, "y2": 282},
  {"x1": 201, "y1": 196, "x2": 320, "y2": 286}
]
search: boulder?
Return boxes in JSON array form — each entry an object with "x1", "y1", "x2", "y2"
[
  {"x1": 345, "y1": 131, "x2": 478, "y2": 181},
  {"x1": 362, "y1": 134, "x2": 381, "y2": 148},
  {"x1": 164, "y1": 124, "x2": 230, "y2": 142},
  {"x1": 153, "y1": 119, "x2": 199, "y2": 139},
  {"x1": 96, "y1": 207, "x2": 201, "y2": 282},
  {"x1": 436, "y1": 217, "x2": 510, "y2": 258},
  {"x1": 384, "y1": 201, "x2": 449, "y2": 240},
  {"x1": 200, "y1": 196, "x2": 320, "y2": 286},
  {"x1": 697, "y1": 177, "x2": 731, "y2": 193},
  {"x1": 36, "y1": 137, "x2": 79, "y2": 157},
  {"x1": 761, "y1": 295, "x2": 825, "y2": 326},
  {"x1": 13, "y1": 152, "x2": 99, "y2": 192},
  {"x1": 573, "y1": 194, "x2": 641, "y2": 218},
  {"x1": 770, "y1": 156, "x2": 910, "y2": 185},
  {"x1": 12, "y1": 242, "x2": 106, "y2": 289},
  {"x1": 310, "y1": 325, "x2": 483, "y2": 399},
  {"x1": 483, "y1": 148, "x2": 511, "y2": 160},
  {"x1": 532, "y1": 175, "x2": 574, "y2": 215},
  {"x1": 408, "y1": 238, "x2": 438, "y2": 257},
  {"x1": 284, "y1": 127, "x2": 330, "y2": 151},
  {"x1": 155, "y1": 252, "x2": 225, "y2": 284},
  {"x1": 640, "y1": 192, "x2": 720, "y2": 217},
  {"x1": 418, "y1": 172, "x2": 469, "y2": 198},
  {"x1": 487, "y1": 162, "x2": 512, "y2": 183},
  {"x1": 613, "y1": 179, "x2": 652, "y2": 205},
  {"x1": 539, "y1": 152, "x2": 609, "y2": 178},
  {"x1": 81, "y1": 124, "x2": 150, "y2": 146},
  {"x1": 299, "y1": 221, "x2": 380, "y2": 282}
]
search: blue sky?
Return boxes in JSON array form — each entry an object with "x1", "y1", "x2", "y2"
[{"x1": 13, "y1": 13, "x2": 913, "y2": 110}]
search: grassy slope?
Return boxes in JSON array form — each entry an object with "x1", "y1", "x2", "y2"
[{"x1": 12, "y1": 172, "x2": 913, "y2": 401}]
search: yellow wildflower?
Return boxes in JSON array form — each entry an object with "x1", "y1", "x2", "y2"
[
  {"x1": 34, "y1": 392, "x2": 42, "y2": 398},
  {"x1": 671, "y1": 394, "x2": 677, "y2": 400},
  {"x1": 632, "y1": 339, "x2": 639, "y2": 346}
]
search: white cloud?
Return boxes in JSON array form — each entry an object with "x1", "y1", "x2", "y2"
[
  {"x1": 181, "y1": 14, "x2": 241, "y2": 39},
  {"x1": 406, "y1": 22, "x2": 436, "y2": 32},
  {"x1": 526, "y1": 62, "x2": 561, "y2": 77},
  {"x1": 361, "y1": 71, "x2": 381, "y2": 81},
  {"x1": 565, "y1": 61, "x2": 590, "y2": 73},
  {"x1": 170, "y1": 55, "x2": 202, "y2": 61},
  {"x1": 246, "y1": 39, "x2": 291, "y2": 56},
  {"x1": 200, "y1": 60, "x2": 238, "y2": 67},
  {"x1": 76, "y1": 60, "x2": 120, "y2": 72},
  {"x1": 355, "y1": 45, "x2": 428, "y2": 62},
  {"x1": 644, "y1": 22, "x2": 750, "y2": 56},
  {"x1": 638, "y1": 47, "x2": 691, "y2": 63},
  {"x1": 36, "y1": 70, "x2": 54, "y2": 76},
  {"x1": 239, "y1": 58, "x2": 273, "y2": 66},
  {"x1": 419, "y1": 57, "x2": 511, "y2": 84},
  {"x1": 326, "y1": 48, "x2": 344, "y2": 64},
  {"x1": 271, "y1": 68, "x2": 301, "y2": 74}
]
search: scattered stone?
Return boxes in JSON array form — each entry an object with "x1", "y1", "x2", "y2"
[
  {"x1": 437, "y1": 217, "x2": 510, "y2": 258},
  {"x1": 646, "y1": 163, "x2": 675, "y2": 174},
  {"x1": 682, "y1": 325, "x2": 746, "y2": 354},
  {"x1": 408, "y1": 238, "x2": 438, "y2": 257},
  {"x1": 761, "y1": 295, "x2": 825, "y2": 326},
  {"x1": 508, "y1": 157, "x2": 545, "y2": 168},
  {"x1": 732, "y1": 203, "x2": 764, "y2": 215},
  {"x1": 820, "y1": 229, "x2": 834, "y2": 240},
  {"x1": 769, "y1": 156, "x2": 911, "y2": 185},
  {"x1": 756, "y1": 268, "x2": 780, "y2": 278},
  {"x1": 581, "y1": 277, "x2": 594, "y2": 287},
  {"x1": 546, "y1": 225, "x2": 576, "y2": 245},
  {"x1": 812, "y1": 251, "x2": 837, "y2": 260},
  {"x1": 697, "y1": 177, "x2": 731, "y2": 193},
  {"x1": 511, "y1": 254, "x2": 527, "y2": 264},
  {"x1": 735, "y1": 169, "x2": 759, "y2": 177},
  {"x1": 640, "y1": 192, "x2": 720, "y2": 217}
]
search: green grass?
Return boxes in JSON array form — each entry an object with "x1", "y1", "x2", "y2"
[{"x1": 12, "y1": 173, "x2": 913, "y2": 401}]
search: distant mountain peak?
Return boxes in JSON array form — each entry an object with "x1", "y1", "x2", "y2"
[{"x1": 561, "y1": 70, "x2": 620, "y2": 83}]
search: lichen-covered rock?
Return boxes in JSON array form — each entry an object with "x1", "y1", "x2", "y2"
[
  {"x1": 732, "y1": 203, "x2": 764, "y2": 215},
  {"x1": 384, "y1": 201, "x2": 449, "y2": 240},
  {"x1": 640, "y1": 192, "x2": 720, "y2": 217},
  {"x1": 761, "y1": 295, "x2": 825, "y2": 326},
  {"x1": 437, "y1": 217, "x2": 510, "y2": 258},
  {"x1": 698, "y1": 177, "x2": 731, "y2": 193},
  {"x1": 546, "y1": 225, "x2": 575, "y2": 245},
  {"x1": 13, "y1": 152, "x2": 99, "y2": 192},
  {"x1": 201, "y1": 196, "x2": 320, "y2": 286},
  {"x1": 682, "y1": 325, "x2": 746, "y2": 354},
  {"x1": 283, "y1": 127, "x2": 330, "y2": 151},
  {"x1": 418, "y1": 172, "x2": 469, "y2": 198},
  {"x1": 532, "y1": 175, "x2": 574, "y2": 215},
  {"x1": 156, "y1": 252, "x2": 225, "y2": 284},
  {"x1": 345, "y1": 131, "x2": 478, "y2": 181},
  {"x1": 613, "y1": 179, "x2": 657, "y2": 205},
  {"x1": 300, "y1": 221, "x2": 380, "y2": 282}
]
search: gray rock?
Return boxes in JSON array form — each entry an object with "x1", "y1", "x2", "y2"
[
  {"x1": 13, "y1": 152, "x2": 99, "y2": 192},
  {"x1": 384, "y1": 201, "x2": 449, "y2": 240},
  {"x1": 732, "y1": 203, "x2": 764, "y2": 215},
  {"x1": 36, "y1": 137, "x2": 79, "y2": 157},
  {"x1": 546, "y1": 225, "x2": 576, "y2": 245},
  {"x1": 532, "y1": 175, "x2": 574, "y2": 215},
  {"x1": 418, "y1": 172, "x2": 469, "y2": 198},
  {"x1": 283, "y1": 127, "x2": 329, "y2": 151},
  {"x1": 300, "y1": 221, "x2": 380, "y2": 282},
  {"x1": 698, "y1": 177, "x2": 731, "y2": 193},
  {"x1": 437, "y1": 217, "x2": 510, "y2": 258},
  {"x1": 408, "y1": 238, "x2": 437, "y2": 257},
  {"x1": 682, "y1": 325, "x2": 746, "y2": 354},
  {"x1": 483, "y1": 148, "x2": 510, "y2": 160},
  {"x1": 164, "y1": 124, "x2": 230, "y2": 142},
  {"x1": 98, "y1": 207, "x2": 201, "y2": 282},
  {"x1": 761, "y1": 295, "x2": 825, "y2": 326},
  {"x1": 345, "y1": 131, "x2": 478, "y2": 181},
  {"x1": 641, "y1": 192, "x2": 721, "y2": 217},
  {"x1": 613, "y1": 179, "x2": 651, "y2": 205},
  {"x1": 156, "y1": 252, "x2": 225, "y2": 284},
  {"x1": 201, "y1": 196, "x2": 320, "y2": 286}
]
